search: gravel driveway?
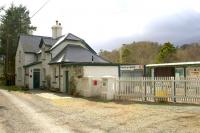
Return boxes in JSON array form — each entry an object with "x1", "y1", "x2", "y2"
[
  {"x1": 0, "y1": 89, "x2": 70, "y2": 133},
  {"x1": 0, "y1": 89, "x2": 200, "y2": 133}
]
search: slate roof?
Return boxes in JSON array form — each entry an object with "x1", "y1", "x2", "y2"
[
  {"x1": 49, "y1": 33, "x2": 97, "y2": 54},
  {"x1": 19, "y1": 34, "x2": 57, "y2": 53},
  {"x1": 19, "y1": 33, "x2": 110, "y2": 67},
  {"x1": 49, "y1": 44, "x2": 109, "y2": 64},
  {"x1": 43, "y1": 38, "x2": 57, "y2": 46},
  {"x1": 19, "y1": 33, "x2": 96, "y2": 54},
  {"x1": 49, "y1": 33, "x2": 82, "y2": 50},
  {"x1": 66, "y1": 33, "x2": 82, "y2": 41}
]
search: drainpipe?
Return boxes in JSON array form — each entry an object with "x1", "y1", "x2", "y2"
[
  {"x1": 59, "y1": 64, "x2": 61, "y2": 91},
  {"x1": 24, "y1": 68, "x2": 26, "y2": 87}
]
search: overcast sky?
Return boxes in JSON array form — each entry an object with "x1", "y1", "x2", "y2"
[{"x1": 2, "y1": 0, "x2": 200, "y2": 51}]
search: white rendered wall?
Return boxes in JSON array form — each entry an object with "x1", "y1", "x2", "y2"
[
  {"x1": 25, "y1": 54, "x2": 36, "y2": 65},
  {"x1": 83, "y1": 66, "x2": 119, "y2": 78},
  {"x1": 15, "y1": 42, "x2": 25, "y2": 86}
]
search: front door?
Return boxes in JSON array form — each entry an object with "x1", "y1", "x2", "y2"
[
  {"x1": 33, "y1": 69, "x2": 40, "y2": 89},
  {"x1": 65, "y1": 71, "x2": 69, "y2": 93}
]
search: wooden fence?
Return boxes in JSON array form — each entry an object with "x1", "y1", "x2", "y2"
[{"x1": 114, "y1": 77, "x2": 200, "y2": 104}]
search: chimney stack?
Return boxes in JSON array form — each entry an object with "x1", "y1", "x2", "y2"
[{"x1": 52, "y1": 20, "x2": 62, "y2": 38}]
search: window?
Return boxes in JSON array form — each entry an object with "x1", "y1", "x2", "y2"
[
  {"x1": 42, "y1": 48, "x2": 46, "y2": 60},
  {"x1": 42, "y1": 52, "x2": 46, "y2": 60},
  {"x1": 53, "y1": 68, "x2": 56, "y2": 82},
  {"x1": 175, "y1": 68, "x2": 184, "y2": 78},
  {"x1": 18, "y1": 67, "x2": 22, "y2": 80},
  {"x1": 43, "y1": 68, "x2": 46, "y2": 81}
]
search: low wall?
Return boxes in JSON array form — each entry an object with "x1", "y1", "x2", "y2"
[{"x1": 76, "y1": 76, "x2": 116, "y2": 100}]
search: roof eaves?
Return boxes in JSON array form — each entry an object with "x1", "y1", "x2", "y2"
[
  {"x1": 19, "y1": 33, "x2": 52, "y2": 39},
  {"x1": 24, "y1": 52, "x2": 37, "y2": 54},
  {"x1": 61, "y1": 62, "x2": 118, "y2": 66},
  {"x1": 23, "y1": 61, "x2": 42, "y2": 68}
]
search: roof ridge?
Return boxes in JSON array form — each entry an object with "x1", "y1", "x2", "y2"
[
  {"x1": 20, "y1": 33, "x2": 53, "y2": 39},
  {"x1": 67, "y1": 33, "x2": 83, "y2": 40}
]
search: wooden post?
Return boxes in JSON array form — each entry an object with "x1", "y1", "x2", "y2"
[
  {"x1": 184, "y1": 67, "x2": 187, "y2": 97},
  {"x1": 154, "y1": 77, "x2": 156, "y2": 101},
  {"x1": 144, "y1": 77, "x2": 147, "y2": 101},
  {"x1": 172, "y1": 77, "x2": 176, "y2": 102}
]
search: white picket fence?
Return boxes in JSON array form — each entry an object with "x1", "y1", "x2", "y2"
[{"x1": 114, "y1": 77, "x2": 200, "y2": 104}]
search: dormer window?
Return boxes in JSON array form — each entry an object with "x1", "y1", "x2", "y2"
[{"x1": 42, "y1": 48, "x2": 46, "y2": 60}]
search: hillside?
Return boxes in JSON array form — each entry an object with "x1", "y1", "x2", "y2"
[{"x1": 99, "y1": 41, "x2": 200, "y2": 64}]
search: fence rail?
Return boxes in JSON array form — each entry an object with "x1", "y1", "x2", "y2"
[{"x1": 114, "y1": 77, "x2": 200, "y2": 104}]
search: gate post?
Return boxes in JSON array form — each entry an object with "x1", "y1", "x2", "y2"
[
  {"x1": 153, "y1": 77, "x2": 156, "y2": 102},
  {"x1": 144, "y1": 77, "x2": 147, "y2": 101},
  {"x1": 172, "y1": 77, "x2": 176, "y2": 102}
]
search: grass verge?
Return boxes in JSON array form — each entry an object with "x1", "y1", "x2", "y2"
[
  {"x1": 0, "y1": 85, "x2": 28, "y2": 92},
  {"x1": 0, "y1": 80, "x2": 28, "y2": 92}
]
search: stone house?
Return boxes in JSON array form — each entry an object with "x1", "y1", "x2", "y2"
[{"x1": 15, "y1": 21, "x2": 118, "y2": 94}]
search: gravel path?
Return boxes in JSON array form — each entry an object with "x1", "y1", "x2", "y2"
[
  {"x1": 0, "y1": 89, "x2": 200, "y2": 133},
  {"x1": 0, "y1": 89, "x2": 70, "y2": 133}
]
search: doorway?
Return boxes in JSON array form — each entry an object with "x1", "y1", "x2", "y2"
[
  {"x1": 65, "y1": 71, "x2": 69, "y2": 93},
  {"x1": 33, "y1": 69, "x2": 40, "y2": 89}
]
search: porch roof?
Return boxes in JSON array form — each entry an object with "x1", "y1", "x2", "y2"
[
  {"x1": 146, "y1": 61, "x2": 200, "y2": 67},
  {"x1": 23, "y1": 61, "x2": 42, "y2": 68}
]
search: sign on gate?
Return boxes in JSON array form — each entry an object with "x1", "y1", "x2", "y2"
[{"x1": 120, "y1": 65, "x2": 144, "y2": 71}]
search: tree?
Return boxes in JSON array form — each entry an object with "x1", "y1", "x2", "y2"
[
  {"x1": 99, "y1": 49, "x2": 120, "y2": 63},
  {"x1": 0, "y1": 4, "x2": 36, "y2": 85},
  {"x1": 175, "y1": 43, "x2": 200, "y2": 62},
  {"x1": 99, "y1": 41, "x2": 161, "y2": 64},
  {"x1": 124, "y1": 41, "x2": 161, "y2": 64},
  {"x1": 156, "y1": 42, "x2": 176, "y2": 63},
  {"x1": 121, "y1": 47, "x2": 130, "y2": 64}
]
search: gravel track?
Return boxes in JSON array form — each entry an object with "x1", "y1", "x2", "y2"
[
  {"x1": 0, "y1": 89, "x2": 70, "y2": 133},
  {"x1": 0, "y1": 89, "x2": 200, "y2": 133}
]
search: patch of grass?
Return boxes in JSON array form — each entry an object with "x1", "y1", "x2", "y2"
[
  {"x1": 0, "y1": 85, "x2": 29, "y2": 92},
  {"x1": 0, "y1": 79, "x2": 29, "y2": 92}
]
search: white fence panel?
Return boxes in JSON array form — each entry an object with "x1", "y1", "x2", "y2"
[{"x1": 114, "y1": 77, "x2": 200, "y2": 104}]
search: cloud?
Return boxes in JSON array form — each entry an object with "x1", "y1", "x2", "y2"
[
  {"x1": 100, "y1": 10, "x2": 200, "y2": 52},
  {"x1": 4, "y1": 0, "x2": 200, "y2": 52},
  {"x1": 135, "y1": 10, "x2": 200, "y2": 45}
]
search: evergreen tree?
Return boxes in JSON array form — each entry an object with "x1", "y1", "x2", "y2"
[
  {"x1": 0, "y1": 4, "x2": 36, "y2": 85},
  {"x1": 122, "y1": 48, "x2": 130, "y2": 64},
  {"x1": 156, "y1": 42, "x2": 176, "y2": 63}
]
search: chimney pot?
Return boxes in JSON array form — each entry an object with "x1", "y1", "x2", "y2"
[{"x1": 52, "y1": 20, "x2": 62, "y2": 38}]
